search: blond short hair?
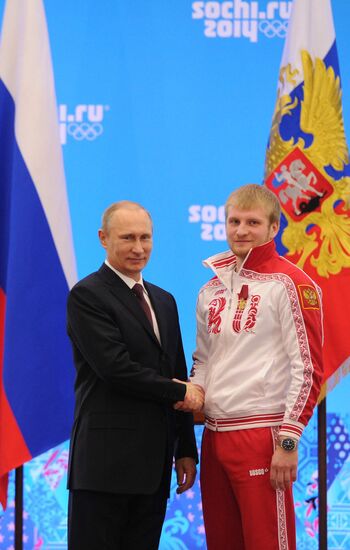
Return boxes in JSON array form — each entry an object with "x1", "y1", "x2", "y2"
[
  {"x1": 225, "y1": 184, "x2": 281, "y2": 225},
  {"x1": 101, "y1": 201, "x2": 152, "y2": 233}
]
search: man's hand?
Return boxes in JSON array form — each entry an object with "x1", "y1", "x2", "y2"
[
  {"x1": 175, "y1": 457, "x2": 197, "y2": 494},
  {"x1": 172, "y1": 379, "x2": 204, "y2": 412},
  {"x1": 270, "y1": 447, "x2": 298, "y2": 490}
]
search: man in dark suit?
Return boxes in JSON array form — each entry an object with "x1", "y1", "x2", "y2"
[{"x1": 67, "y1": 201, "x2": 202, "y2": 550}]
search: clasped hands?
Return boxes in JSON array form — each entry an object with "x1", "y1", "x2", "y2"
[{"x1": 172, "y1": 379, "x2": 204, "y2": 412}]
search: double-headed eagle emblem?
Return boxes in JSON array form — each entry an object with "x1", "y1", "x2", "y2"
[{"x1": 265, "y1": 50, "x2": 350, "y2": 277}]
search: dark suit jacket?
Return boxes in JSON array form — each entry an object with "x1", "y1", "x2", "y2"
[{"x1": 67, "y1": 263, "x2": 197, "y2": 495}]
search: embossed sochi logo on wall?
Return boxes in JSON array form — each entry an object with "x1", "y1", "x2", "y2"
[
  {"x1": 59, "y1": 104, "x2": 110, "y2": 145},
  {"x1": 192, "y1": 0, "x2": 291, "y2": 42},
  {"x1": 188, "y1": 204, "x2": 226, "y2": 241}
]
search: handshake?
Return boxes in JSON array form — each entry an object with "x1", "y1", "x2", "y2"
[{"x1": 172, "y1": 379, "x2": 205, "y2": 413}]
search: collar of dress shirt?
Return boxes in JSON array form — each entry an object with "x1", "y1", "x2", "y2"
[{"x1": 104, "y1": 260, "x2": 146, "y2": 291}]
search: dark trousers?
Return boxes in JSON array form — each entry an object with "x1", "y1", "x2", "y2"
[{"x1": 68, "y1": 483, "x2": 168, "y2": 550}]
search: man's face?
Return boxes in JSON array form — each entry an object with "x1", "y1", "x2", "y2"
[
  {"x1": 226, "y1": 204, "x2": 279, "y2": 261},
  {"x1": 98, "y1": 208, "x2": 153, "y2": 281}
]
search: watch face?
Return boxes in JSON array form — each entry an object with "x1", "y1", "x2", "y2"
[{"x1": 281, "y1": 438, "x2": 296, "y2": 451}]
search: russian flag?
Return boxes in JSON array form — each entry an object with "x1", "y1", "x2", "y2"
[
  {"x1": 264, "y1": 0, "x2": 350, "y2": 395},
  {"x1": 0, "y1": 0, "x2": 77, "y2": 509}
]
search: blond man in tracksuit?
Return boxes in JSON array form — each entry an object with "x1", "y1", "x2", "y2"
[{"x1": 190, "y1": 184, "x2": 323, "y2": 550}]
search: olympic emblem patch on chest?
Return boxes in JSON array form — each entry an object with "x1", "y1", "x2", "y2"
[{"x1": 298, "y1": 285, "x2": 320, "y2": 310}]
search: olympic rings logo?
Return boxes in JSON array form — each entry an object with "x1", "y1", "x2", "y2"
[
  {"x1": 258, "y1": 20, "x2": 288, "y2": 39},
  {"x1": 67, "y1": 122, "x2": 103, "y2": 141}
]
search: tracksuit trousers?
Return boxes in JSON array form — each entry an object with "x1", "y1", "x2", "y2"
[{"x1": 200, "y1": 427, "x2": 296, "y2": 550}]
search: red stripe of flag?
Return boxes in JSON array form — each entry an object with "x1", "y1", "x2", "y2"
[{"x1": 0, "y1": 289, "x2": 31, "y2": 509}]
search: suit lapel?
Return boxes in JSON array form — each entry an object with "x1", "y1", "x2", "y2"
[{"x1": 97, "y1": 264, "x2": 161, "y2": 348}]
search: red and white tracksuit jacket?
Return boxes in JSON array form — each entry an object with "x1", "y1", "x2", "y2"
[{"x1": 191, "y1": 239, "x2": 324, "y2": 440}]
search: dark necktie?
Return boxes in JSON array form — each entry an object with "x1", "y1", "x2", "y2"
[{"x1": 133, "y1": 283, "x2": 153, "y2": 328}]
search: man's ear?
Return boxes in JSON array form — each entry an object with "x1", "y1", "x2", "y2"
[
  {"x1": 98, "y1": 229, "x2": 107, "y2": 249},
  {"x1": 270, "y1": 222, "x2": 279, "y2": 239}
]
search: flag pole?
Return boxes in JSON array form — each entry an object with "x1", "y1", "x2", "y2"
[
  {"x1": 15, "y1": 466, "x2": 23, "y2": 550},
  {"x1": 318, "y1": 397, "x2": 327, "y2": 550}
]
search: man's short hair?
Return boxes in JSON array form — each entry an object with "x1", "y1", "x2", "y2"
[
  {"x1": 101, "y1": 201, "x2": 152, "y2": 233},
  {"x1": 225, "y1": 184, "x2": 281, "y2": 225}
]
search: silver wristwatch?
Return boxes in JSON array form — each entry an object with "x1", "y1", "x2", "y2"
[{"x1": 278, "y1": 437, "x2": 298, "y2": 452}]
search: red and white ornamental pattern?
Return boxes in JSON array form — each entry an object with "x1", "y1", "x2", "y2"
[{"x1": 191, "y1": 240, "x2": 323, "y2": 440}]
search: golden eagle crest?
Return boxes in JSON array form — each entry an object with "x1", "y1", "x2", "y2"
[
  {"x1": 265, "y1": 50, "x2": 350, "y2": 278},
  {"x1": 298, "y1": 285, "x2": 320, "y2": 310}
]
